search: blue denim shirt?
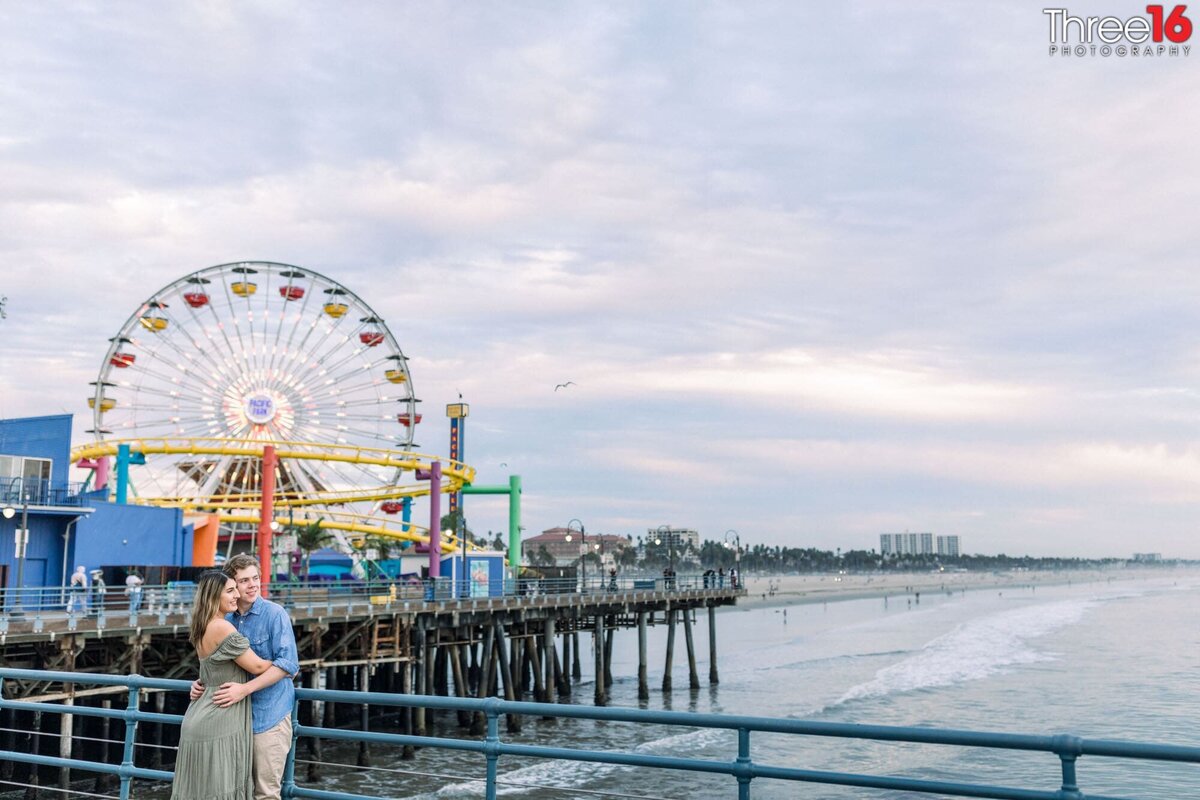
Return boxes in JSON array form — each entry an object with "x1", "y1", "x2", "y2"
[{"x1": 228, "y1": 596, "x2": 299, "y2": 733}]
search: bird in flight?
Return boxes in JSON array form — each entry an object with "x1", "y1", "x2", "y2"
[
  {"x1": 554, "y1": 381, "x2": 577, "y2": 391},
  {"x1": 499, "y1": 462, "x2": 508, "y2": 468}
]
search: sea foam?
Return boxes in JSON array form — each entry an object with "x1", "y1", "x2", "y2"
[{"x1": 834, "y1": 597, "x2": 1096, "y2": 706}]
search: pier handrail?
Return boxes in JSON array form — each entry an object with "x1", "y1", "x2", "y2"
[
  {"x1": 0, "y1": 574, "x2": 743, "y2": 630},
  {"x1": 3, "y1": 668, "x2": 1199, "y2": 800}
]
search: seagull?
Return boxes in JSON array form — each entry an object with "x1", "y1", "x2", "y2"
[
  {"x1": 499, "y1": 462, "x2": 508, "y2": 468},
  {"x1": 554, "y1": 381, "x2": 577, "y2": 391}
]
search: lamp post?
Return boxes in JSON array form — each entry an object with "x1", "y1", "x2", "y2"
[
  {"x1": 724, "y1": 529, "x2": 740, "y2": 588},
  {"x1": 3, "y1": 502, "x2": 29, "y2": 616},
  {"x1": 564, "y1": 519, "x2": 586, "y2": 592},
  {"x1": 656, "y1": 524, "x2": 674, "y2": 588}
]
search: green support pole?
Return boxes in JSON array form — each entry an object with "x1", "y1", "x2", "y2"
[
  {"x1": 509, "y1": 474, "x2": 522, "y2": 567},
  {"x1": 459, "y1": 475, "x2": 523, "y2": 567}
]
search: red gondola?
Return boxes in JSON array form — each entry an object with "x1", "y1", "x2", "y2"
[
  {"x1": 397, "y1": 413, "x2": 422, "y2": 427},
  {"x1": 183, "y1": 292, "x2": 210, "y2": 308},
  {"x1": 380, "y1": 501, "x2": 403, "y2": 514},
  {"x1": 279, "y1": 286, "x2": 305, "y2": 301},
  {"x1": 110, "y1": 353, "x2": 136, "y2": 368},
  {"x1": 360, "y1": 332, "x2": 385, "y2": 346}
]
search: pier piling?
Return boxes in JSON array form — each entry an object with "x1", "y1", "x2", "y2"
[
  {"x1": 593, "y1": 615, "x2": 606, "y2": 705},
  {"x1": 708, "y1": 606, "x2": 719, "y2": 685},
  {"x1": 637, "y1": 611, "x2": 649, "y2": 701},
  {"x1": 683, "y1": 609, "x2": 700, "y2": 690},
  {"x1": 491, "y1": 621, "x2": 521, "y2": 733},
  {"x1": 663, "y1": 608, "x2": 677, "y2": 693}
]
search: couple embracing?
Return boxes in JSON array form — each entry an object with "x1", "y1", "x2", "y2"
[{"x1": 173, "y1": 554, "x2": 300, "y2": 800}]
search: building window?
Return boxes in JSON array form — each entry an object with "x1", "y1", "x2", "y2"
[{"x1": 0, "y1": 453, "x2": 52, "y2": 501}]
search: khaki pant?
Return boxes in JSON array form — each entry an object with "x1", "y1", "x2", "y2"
[{"x1": 253, "y1": 716, "x2": 292, "y2": 800}]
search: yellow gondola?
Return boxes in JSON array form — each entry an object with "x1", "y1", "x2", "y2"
[
  {"x1": 87, "y1": 397, "x2": 117, "y2": 412},
  {"x1": 139, "y1": 316, "x2": 168, "y2": 332},
  {"x1": 384, "y1": 369, "x2": 407, "y2": 384},
  {"x1": 324, "y1": 302, "x2": 349, "y2": 318},
  {"x1": 231, "y1": 281, "x2": 257, "y2": 297}
]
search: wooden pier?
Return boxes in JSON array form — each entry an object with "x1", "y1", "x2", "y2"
[{"x1": 0, "y1": 585, "x2": 742, "y2": 790}]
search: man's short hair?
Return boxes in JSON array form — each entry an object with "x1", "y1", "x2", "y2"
[{"x1": 224, "y1": 553, "x2": 260, "y2": 578}]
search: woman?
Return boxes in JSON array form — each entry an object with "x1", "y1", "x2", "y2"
[{"x1": 172, "y1": 571, "x2": 275, "y2": 800}]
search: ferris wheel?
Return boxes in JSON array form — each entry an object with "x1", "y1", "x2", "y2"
[{"x1": 89, "y1": 261, "x2": 423, "y2": 509}]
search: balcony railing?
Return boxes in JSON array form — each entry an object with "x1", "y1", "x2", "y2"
[{"x1": 0, "y1": 476, "x2": 90, "y2": 508}]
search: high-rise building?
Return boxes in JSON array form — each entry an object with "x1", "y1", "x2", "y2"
[
  {"x1": 936, "y1": 535, "x2": 960, "y2": 557},
  {"x1": 645, "y1": 526, "x2": 700, "y2": 555},
  {"x1": 879, "y1": 532, "x2": 935, "y2": 556}
]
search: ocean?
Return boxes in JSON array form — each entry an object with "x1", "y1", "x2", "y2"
[{"x1": 302, "y1": 572, "x2": 1200, "y2": 799}]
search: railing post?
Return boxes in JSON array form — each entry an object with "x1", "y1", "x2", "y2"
[
  {"x1": 485, "y1": 706, "x2": 500, "y2": 800},
  {"x1": 282, "y1": 699, "x2": 299, "y2": 799},
  {"x1": 119, "y1": 682, "x2": 140, "y2": 800},
  {"x1": 736, "y1": 726, "x2": 752, "y2": 800},
  {"x1": 1053, "y1": 734, "x2": 1084, "y2": 799}
]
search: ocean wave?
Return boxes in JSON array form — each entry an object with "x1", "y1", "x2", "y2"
[
  {"x1": 404, "y1": 725, "x2": 726, "y2": 798},
  {"x1": 832, "y1": 598, "x2": 1097, "y2": 706}
]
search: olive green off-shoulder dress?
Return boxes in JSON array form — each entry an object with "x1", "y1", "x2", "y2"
[{"x1": 172, "y1": 631, "x2": 254, "y2": 800}]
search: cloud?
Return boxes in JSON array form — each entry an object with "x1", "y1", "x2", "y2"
[{"x1": 3, "y1": 3, "x2": 1200, "y2": 557}]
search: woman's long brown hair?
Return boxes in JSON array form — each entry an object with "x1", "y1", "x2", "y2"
[{"x1": 189, "y1": 570, "x2": 232, "y2": 649}]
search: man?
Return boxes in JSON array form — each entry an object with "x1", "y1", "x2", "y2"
[
  {"x1": 90, "y1": 569, "x2": 107, "y2": 615},
  {"x1": 124, "y1": 568, "x2": 144, "y2": 614},
  {"x1": 68, "y1": 566, "x2": 88, "y2": 615},
  {"x1": 191, "y1": 554, "x2": 299, "y2": 800}
]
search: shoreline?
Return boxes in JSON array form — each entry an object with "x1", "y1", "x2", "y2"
[{"x1": 728, "y1": 566, "x2": 1200, "y2": 611}]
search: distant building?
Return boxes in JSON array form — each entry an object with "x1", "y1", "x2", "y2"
[
  {"x1": 526, "y1": 527, "x2": 629, "y2": 567},
  {"x1": 880, "y1": 532, "x2": 935, "y2": 556},
  {"x1": 936, "y1": 535, "x2": 961, "y2": 557},
  {"x1": 1132, "y1": 552, "x2": 1162, "y2": 563},
  {"x1": 645, "y1": 526, "x2": 700, "y2": 556}
]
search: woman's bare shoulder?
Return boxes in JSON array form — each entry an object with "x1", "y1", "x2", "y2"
[{"x1": 205, "y1": 618, "x2": 237, "y2": 638}]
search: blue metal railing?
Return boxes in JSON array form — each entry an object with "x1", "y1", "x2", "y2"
[
  {"x1": 0, "y1": 476, "x2": 90, "y2": 508},
  {"x1": 2, "y1": 668, "x2": 1199, "y2": 800},
  {"x1": 1, "y1": 575, "x2": 741, "y2": 625}
]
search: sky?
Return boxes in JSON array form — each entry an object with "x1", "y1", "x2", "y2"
[{"x1": 2, "y1": 2, "x2": 1200, "y2": 558}]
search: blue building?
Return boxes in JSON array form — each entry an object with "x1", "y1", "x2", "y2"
[{"x1": 1, "y1": 414, "x2": 193, "y2": 608}]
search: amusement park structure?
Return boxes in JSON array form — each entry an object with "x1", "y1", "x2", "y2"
[{"x1": 70, "y1": 261, "x2": 520, "y2": 581}]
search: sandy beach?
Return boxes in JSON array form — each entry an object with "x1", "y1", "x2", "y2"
[{"x1": 731, "y1": 567, "x2": 1196, "y2": 610}]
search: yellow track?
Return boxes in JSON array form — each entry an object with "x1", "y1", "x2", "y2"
[
  {"x1": 72, "y1": 437, "x2": 480, "y2": 555},
  {"x1": 214, "y1": 511, "x2": 465, "y2": 555}
]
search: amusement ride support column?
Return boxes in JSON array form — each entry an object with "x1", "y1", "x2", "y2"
[
  {"x1": 257, "y1": 445, "x2": 277, "y2": 591},
  {"x1": 115, "y1": 444, "x2": 131, "y2": 504},
  {"x1": 422, "y1": 462, "x2": 441, "y2": 575},
  {"x1": 509, "y1": 474, "x2": 522, "y2": 565}
]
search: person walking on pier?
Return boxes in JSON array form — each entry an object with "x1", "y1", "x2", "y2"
[
  {"x1": 89, "y1": 569, "x2": 106, "y2": 615},
  {"x1": 124, "y1": 568, "x2": 144, "y2": 614},
  {"x1": 173, "y1": 571, "x2": 278, "y2": 800},
  {"x1": 67, "y1": 565, "x2": 88, "y2": 614},
  {"x1": 192, "y1": 553, "x2": 299, "y2": 800}
]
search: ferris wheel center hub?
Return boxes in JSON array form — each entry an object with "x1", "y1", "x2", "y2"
[{"x1": 244, "y1": 393, "x2": 278, "y2": 425}]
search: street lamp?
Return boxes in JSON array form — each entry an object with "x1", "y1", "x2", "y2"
[
  {"x1": 564, "y1": 518, "x2": 586, "y2": 592},
  {"x1": 3, "y1": 502, "x2": 29, "y2": 616},
  {"x1": 656, "y1": 524, "x2": 675, "y2": 588},
  {"x1": 724, "y1": 529, "x2": 740, "y2": 588}
]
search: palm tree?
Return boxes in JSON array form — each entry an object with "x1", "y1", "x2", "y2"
[{"x1": 293, "y1": 517, "x2": 331, "y2": 581}]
